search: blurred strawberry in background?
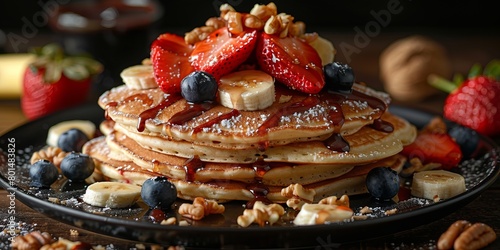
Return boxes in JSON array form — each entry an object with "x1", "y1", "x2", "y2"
[{"x1": 21, "y1": 44, "x2": 103, "y2": 120}]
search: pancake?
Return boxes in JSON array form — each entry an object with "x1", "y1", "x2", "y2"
[
  {"x1": 83, "y1": 136, "x2": 406, "y2": 203},
  {"x1": 99, "y1": 83, "x2": 391, "y2": 147},
  {"x1": 104, "y1": 132, "x2": 354, "y2": 186},
  {"x1": 108, "y1": 111, "x2": 416, "y2": 164}
]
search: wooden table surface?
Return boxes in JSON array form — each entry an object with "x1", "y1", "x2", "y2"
[{"x1": 1, "y1": 31, "x2": 499, "y2": 249}]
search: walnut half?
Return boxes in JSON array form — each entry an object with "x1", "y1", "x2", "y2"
[{"x1": 437, "y1": 220, "x2": 497, "y2": 250}]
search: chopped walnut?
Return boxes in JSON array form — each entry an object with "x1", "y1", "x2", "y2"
[
  {"x1": 184, "y1": 26, "x2": 217, "y2": 45},
  {"x1": 142, "y1": 58, "x2": 152, "y2": 65},
  {"x1": 318, "y1": 195, "x2": 350, "y2": 207},
  {"x1": 384, "y1": 208, "x2": 398, "y2": 215},
  {"x1": 278, "y1": 95, "x2": 292, "y2": 103},
  {"x1": 160, "y1": 217, "x2": 177, "y2": 225},
  {"x1": 263, "y1": 15, "x2": 282, "y2": 36},
  {"x1": 281, "y1": 184, "x2": 315, "y2": 210},
  {"x1": 219, "y1": 3, "x2": 235, "y2": 18},
  {"x1": 243, "y1": 14, "x2": 264, "y2": 30},
  {"x1": 30, "y1": 146, "x2": 68, "y2": 168},
  {"x1": 422, "y1": 116, "x2": 448, "y2": 134},
  {"x1": 226, "y1": 11, "x2": 244, "y2": 35},
  {"x1": 289, "y1": 21, "x2": 306, "y2": 37},
  {"x1": 352, "y1": 215, "x2": 368, "y2": 221},
  {"x1": 11, "y1": 231, "x2": 54, "y2": 250},
  {"x1": 237, "y1": 201, "x2": 285, "y2": 227},
  {"x1": 178, "y1": 197, "x2": 225, "y2": 220},
  {"x1": 69, "y1": 229, "x2": 79, "y2": 236},
  {"x1": 359, "y1": 206, "x2": 373, "y2": 214},
  {"x1": 39, "y1": 238, "x2": 89, "y2": 250},
  {"x1": 205, "y1": 17, "x2": 226, "y2": 30},
  {"x1": 185, "y1": 2, "x2": 305, "y2": 45},
  {"x1": 400, "y1": 157, "x2": 441, "y2": 177},
  {"x1": 249, "y1": 3, "x2": 277, "y2": 22}
]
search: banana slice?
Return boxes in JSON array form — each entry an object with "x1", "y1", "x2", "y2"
[
  {"x1": 308, "y1": 35, "x2": 336, "y2": 65},
  {"x1": 293, "y1": 204, "x2": 353, "y2": 225},
  {"x1": 411, "y1": 170, "x2": 466, "y2": 201},
  {"x1": 82, "y1": 181, "x2": 142, "y2": 208},
  {"x1": 120, "y1": 64, "x2": 158, "y2": 89},
  {"x1": 218, "y1": 70, "x2": 275, "y2": 111},
  {"x1": 46, "y1": 120, "x2": 96, "y2": 147}
]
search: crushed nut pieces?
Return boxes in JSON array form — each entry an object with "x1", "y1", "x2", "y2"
[
  {"x1": 178, "y1": 197, "x2": 225, "y2": 220},
  {"x1": 237, "y1": 201, "x2": 285, "y2": 227},
  {"x1": 281, "y1": 183, "x2": 316, "y2": 210},
  {"x1": 184, "y1": 2, "x2": 307, "y2": 45},
  {"x1": 30, "y1": 146, "x2": 68, "y2": 168}
]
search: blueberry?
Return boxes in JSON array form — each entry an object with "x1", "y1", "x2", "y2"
[
  {"x1": 29, "y1": 160, "x2": 59, "y2": 188},
  {"x1": 141, "y1": 177, "x2": 177, "y2": 209},
  {"x1": 448, "y1": 125, "x2": 479, "y2": 159},
  {"x1": 58, "y1": 128, "x2": 89, "y2": 152},
  {"x1": 181, "y1": 71, "x2": 218, "y2": 103},
  {"x1": 365, "y1": 167, "x2": 400, "y2": 200},
  {"x1": 324, "y1": 62, "x2": 355, "y2": 93},
  {"x1": 60, "y1": 152, "x2": 95, "y2": 181}
]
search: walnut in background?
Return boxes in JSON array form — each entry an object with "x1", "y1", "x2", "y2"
[{"x1": 380, "y1": 35, "x2": 451, "y2": 102}]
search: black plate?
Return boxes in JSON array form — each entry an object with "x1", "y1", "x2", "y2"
[{"x1": 1, "y1": 104, "x2": 499, "y2": 249}]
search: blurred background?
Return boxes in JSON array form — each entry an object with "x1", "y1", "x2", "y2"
[{"x1": 0, "y1": 0, "x2": 499, "y2": 100}]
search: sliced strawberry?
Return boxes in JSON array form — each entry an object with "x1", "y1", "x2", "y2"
[
  {"x1": 189, "y1": 28, "x2": 258, "y2": 80},
  {"x1": 256, "y1": 33, "x2": 325, "y2": 94},
  {"x1": 401, "y1": 132, "x2": 463, "y2": 170},
  {"x1": 151, "y1": 33, "x2": 194, "y2": 94}
]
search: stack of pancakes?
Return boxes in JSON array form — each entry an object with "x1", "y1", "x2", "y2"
[{"x1": 83, "y1": 83, "x2": 416, "y2": 203}]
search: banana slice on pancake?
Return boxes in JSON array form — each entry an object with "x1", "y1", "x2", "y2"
[
  {"x1": 120, "y1": 64, "x2": 157, "y2": 89},
  {"x1": 218, "y1": 70, "x2": 275, "y2": 111}
]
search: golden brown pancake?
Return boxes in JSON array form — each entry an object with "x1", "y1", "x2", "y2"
[
  {"x1": 108, "y1": 111, "x2": 415, "y2": 164},
  {"x1": 104, "y1": 132, "x2": 354, "y2": 186},
  {"x1": 99, "y1": 83, "x2": 392, "y2": 147},
  {"x1": 83, "y1": 136, "x2": 406, "y2": 203}
]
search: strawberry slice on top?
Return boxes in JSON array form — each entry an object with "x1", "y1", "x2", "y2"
[
  {"x1": 151, "y1": 33, "x2": 194, "y2": 95},
  {"x1": 256, "y1": 33, "x2": 325, "y2": 94},
  {"x1": 189, "y1": 28, "x2": 258, "y2": 80}
]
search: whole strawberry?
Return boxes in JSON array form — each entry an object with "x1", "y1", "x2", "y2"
[
  {"x1": 21, "y1": 44, "x2": 102, "y2": 120},
  {"x1": 430, "y1": 60, "x2": 500, "y2": 136}
]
